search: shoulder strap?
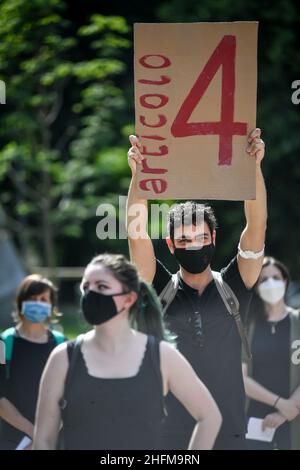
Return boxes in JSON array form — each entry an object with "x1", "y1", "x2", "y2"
[
  {"x1": 60, "y1": 334, "x2": 84, "y2": 410},
  {"x1": 148, "y1": 335, "x2": 166, "y2": 418},
  {"x1": 1, "y1": 327, "x2": 16, "y2": 364},
  {"x1": 52, "y1": 330, "x2": 65, "y2": 345},
  {"x1": 212, "y1": 271, "x2": 240, "y2": 313},
  {"x1": 0, "y1": 339, "x2": 5, "y2": 365},
  {"x1": 159, "y1": 272, "x2": 180, "y2": 315},
  {"x1": 212, "y1": 271, "x2": 252, "y2": 360}
]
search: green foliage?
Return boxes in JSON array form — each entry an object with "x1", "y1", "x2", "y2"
[
  {"x1": 0, "y1": 0, "x2": 131, "y2": 267},
  {"x1": 1, "y1": 0, "x2": 300, "y2": 282}
]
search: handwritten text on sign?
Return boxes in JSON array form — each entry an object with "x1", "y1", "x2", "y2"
[{"x1": 134, "y1": 23, "x2": 258, "y2": 200}]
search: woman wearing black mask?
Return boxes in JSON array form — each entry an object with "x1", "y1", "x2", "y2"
[{"x1": 33, "y1": 253, "x2": 221, "y2": 450}]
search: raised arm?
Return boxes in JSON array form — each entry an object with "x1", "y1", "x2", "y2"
[
  {"x1": 238, "y1": 128, "x2": 267, "y2": 288},
  {"x1": 33, "y1": 343, "x2": 68, "y2": 450},
  {"x1": 126, "y1": 135, "x2": 156, "y2": 283},
  {"x1": 161, "y1": 342, "x2": 222, "y2": 450}
]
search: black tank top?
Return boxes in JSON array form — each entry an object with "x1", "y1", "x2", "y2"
[{"x1": 62, "y1": 335, "x2": 164, "y2": 450}]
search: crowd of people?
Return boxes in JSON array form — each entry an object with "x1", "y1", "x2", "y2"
[{"x1": 0, "y1": 129, "x2": 299, "y2": 450}]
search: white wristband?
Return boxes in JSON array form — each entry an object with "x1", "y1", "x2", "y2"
[{"x1": 238, "y1": 243, "x2": 265, "y2": 260}]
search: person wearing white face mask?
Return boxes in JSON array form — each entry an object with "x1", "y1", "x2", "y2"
[
  {"x1": 257, "y1": 277, "x2": 286, "y2": 307},
  {"x1": 242, "y1": 257, "x2": 300, "y2": 450}
]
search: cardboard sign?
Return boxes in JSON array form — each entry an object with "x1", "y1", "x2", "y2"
[{"x1": 134, "y1": 22, "x2": 258, "y2": 200}]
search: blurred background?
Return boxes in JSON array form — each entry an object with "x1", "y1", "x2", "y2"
[{"x1": 0, "y1": 0, "x2": 299, "y2": 337}]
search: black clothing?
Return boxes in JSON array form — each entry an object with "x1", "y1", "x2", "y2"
[
  {"x1": 62, "y1": 335, "x2": 164, "y2": 450},
  {"x1": 0, "y1": 331, "x2": 60, "y2": 449},
  {"x1": 153, "y1": 256, "x2": 253, "y2": 448},
  {"x1": 247, "y1": 315, "x2": 291, "y2": 450}
]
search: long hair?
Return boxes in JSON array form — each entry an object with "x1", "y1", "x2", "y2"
[
  {"x1": 84, "y1": 253, "x2": 174, "y2": 342},
  {"x1": 248, "y1": 256, "x2": 290, "y2": 324}
]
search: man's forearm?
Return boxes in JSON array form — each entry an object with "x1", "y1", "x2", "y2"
[
  {"x1": 243, "y1": 165, "x2": 267, "y2": 247},
  {"x1": 126, "y1": 174, "x2": 148, "y2": 238},
  {"x1": 126, "y1": 137, "x2": 157, "y2": 282},
  {"x1": 126, "y1": 174, "x2": 156, "y2": 282}
]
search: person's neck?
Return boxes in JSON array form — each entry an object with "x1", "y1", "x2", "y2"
[
  {"x1": 180, "y1": 266, "x2": 213, "y2": 295},
  {"x1": 92, "y1": 314, "x2": 134, "y2": 354},
  {"x1": 265, "y1": 300, "x2": 288, "y2": 322},
  {"x1": 17, "y1": 320, "x2": 48, "y2": 340}
]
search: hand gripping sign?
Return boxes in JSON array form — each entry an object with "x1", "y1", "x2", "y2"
[{"x1": 134, "y1": 22, "x2": 258, "y2": 200}]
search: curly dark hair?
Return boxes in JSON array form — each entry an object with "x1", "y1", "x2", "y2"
[{"x1": 167, "y1": 201, "x2": 217, "y2": 241}]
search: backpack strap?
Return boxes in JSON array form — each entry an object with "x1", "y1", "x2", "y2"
[
  {"x1": 59, "y1": 334, "x2": 84, "y2": 411},
  {"x1": 1, "y1": 327, "x2": 16, "y2": 378},
  {"x1": 57, "y1": 335, "x2": 83, "y2": 450},
  {"x1": 158, "y1": 268, "x2": 251, "y2": 359},
  {"x1": 52, "y1": 330, "x2": 65, "y2": 345},
  {"x1": 212, "y1": 271, "x2": 252, "y2": 359},
  {"x1": 148, "y1": 335, "x2": 166, "y2": 418},
  {"x1": 159, "y1": 272, "x2": 180, "y2": 315},
  {"x1": 0, "y1": 339, "x2": 5, "y2": 365}
]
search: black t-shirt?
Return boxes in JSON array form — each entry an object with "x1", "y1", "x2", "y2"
[
  {"x1": 0, "y1": 331, "x2": 61, "y2": 448},
  {"x1": 247, "y1": 315, "x2": 291, "y2": 449},
  {"x1": 153, "y1": 256, "x2": 253, "y2": 437}
]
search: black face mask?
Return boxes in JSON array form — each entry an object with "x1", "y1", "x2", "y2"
[
  {"x1": 174, "y1": 243, "x2": 215, "y2": 274},
  {"x1": 81, "y1": 290, "x2": 130, "y2": 326}
]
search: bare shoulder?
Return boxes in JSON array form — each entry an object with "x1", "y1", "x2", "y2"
[
  {"x1": 39, "y1": 341, "x2": 69, "y2": 401},
  {"x1": 159, "y1": 340, "x2": 187, "y2": 367},
  {"x1": 50, "y1": 340, "x2": 68, "y2": 359},
  {"x1": 159, "y1": 340, "x2": 177, "y2": 355},
  {"x1": 45, "y1": 341, "x2": 69, "y2": 374}
]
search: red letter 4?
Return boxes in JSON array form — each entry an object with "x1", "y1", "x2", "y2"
[{"x1": 171, "y1": 35, "x2": 247, "y2": 165}]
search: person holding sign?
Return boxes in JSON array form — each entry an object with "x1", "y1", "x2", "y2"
[{"x1": 126, "y1": 128, "x2": 267, "y2": 450}]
